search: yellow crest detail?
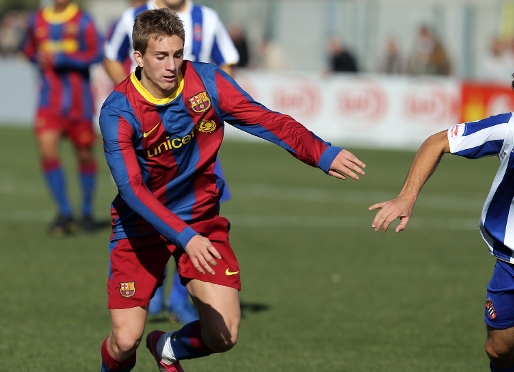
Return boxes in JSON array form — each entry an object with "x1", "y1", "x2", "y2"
[{"x1": 197, "y1": 120, "x2": 216, "y2": 133}]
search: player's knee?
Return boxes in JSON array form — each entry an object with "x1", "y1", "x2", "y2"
[
  {"x1": 485, "y1": 337, "x2": 514, "y2": 367},
  {"x1": 111, "y1": 332, "x2": 142, "y2": 357},
  {"x1": 205, "y1": 325, "x2": 239, "y2": 353}
]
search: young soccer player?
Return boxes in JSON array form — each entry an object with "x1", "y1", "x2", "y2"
[
  {"x1": 22, "y1": 0, "x2": 103, "y2": 235},
  {"x1": 99, "y1": 8, "x2": 365, "y2": 371},
  {"x1": 369, "y1": 103, "x2": 514, "y2": 371},
  {"x1": 103, "y1": 0, "x2": 240, "y2": 322}
]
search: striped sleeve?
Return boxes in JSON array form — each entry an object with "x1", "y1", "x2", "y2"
[
  {"x1": 21, "y1": 13, "x2": 38, "y2": 63},
  {"x1": 207, "y1": 9, "x2": 239, "y2": 66},
  {"x1": 99, "y1": 105, "x2": 198, "y2": 249},
  {"x1": 213, "y1": 68, "x2": 341, "y2": 172},
  {"x1": 448, "y1": 113, "x2": 513, "y2": 159}
]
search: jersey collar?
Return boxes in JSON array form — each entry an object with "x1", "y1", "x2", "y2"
[
  {"x1": 130, "y1": 68, "x2": 184, "y2": 105},
  {"x1": 42, "y1": 3, "x2": 79, "y2": 24}
]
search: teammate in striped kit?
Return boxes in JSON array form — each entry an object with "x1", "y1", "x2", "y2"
[
  {"x1": 99, "y1": 9, "x2": 365, "y2": 372},
  {"x1": 369, "y1": 113, "x2": 514, "y2": 371},
  {"x1": 22, "y1": 0, "x2": 103, "y2": 236},
  {"x1": 103, "y1": 0, "x2": 239, "y2": 323}
]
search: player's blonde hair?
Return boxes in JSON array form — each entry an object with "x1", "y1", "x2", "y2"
[{"x1": 132, "y1": 8, "x2": 185, "y2": 55}]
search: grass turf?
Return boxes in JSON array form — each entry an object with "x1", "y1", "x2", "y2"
[{"x1": 0, "y1": 125, "x2": 499, "y2": 371}]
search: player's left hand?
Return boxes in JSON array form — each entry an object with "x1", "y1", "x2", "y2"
[
  {"x1": 184, "y1": 234, "x2": 222, "y2": 275},
  {"x1": 328, "y1": 149, "x2": 366, "y2": 180}
]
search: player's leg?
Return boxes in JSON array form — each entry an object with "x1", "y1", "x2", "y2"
[
  {"x1": 163, "y1": 158, "x2": 230, "y2": 324},
  {"x1": 486, "y1": 326, "x2": 514, "y2": 371},
  {"x1": 147, "y1": 280, "x2": 240, "y2": 367},
  {"x1": 70, "y1": 120, "x2": 97, "y2": 232},
  {"x1": 101, "y1": 306, "x2": 147, "y2": 372},
  {"x1": 484, "y1": 260, "x2": 514, "y2": 371},
  {"x1": 103, "y1": 234, "x2": 171, "y2": 371},
  {"x1": 166, "y1": 270, "x2": 199, "y2": 323},
  {"x1": 36, "y1": 128, "x2": 75, "y2": 235}
]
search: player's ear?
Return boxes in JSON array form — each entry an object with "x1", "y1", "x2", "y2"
[{"x1": 133, "y1": 51, "x2": 144, "y2": 68}]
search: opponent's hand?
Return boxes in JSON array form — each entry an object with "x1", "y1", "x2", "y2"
[
  {"x1": 328, "y1": 149, "x2": 366, "y2": 180},
  {"x1": 369, "y1": 197, "x2": 414, "y2": 233},
  {"x1": 184, "y1": 235, "x2": 221, "y2": 275}
]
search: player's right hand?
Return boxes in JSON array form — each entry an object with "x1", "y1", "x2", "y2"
[
  {"x1": 184, "y1": 235, "x2": 222, "y2": 275},
  {"x1": 369, "y1": 197, "x2": 414, "y2": 233}
]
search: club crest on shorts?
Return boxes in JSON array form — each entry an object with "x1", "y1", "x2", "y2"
[
  {"x1": 485, "y1": 298, "x2": 496, "y2": 320},
  {"x1": 189, "y1": 91, "x2": 211, "y2": 113},
  {"x1": 120, "y1": 282, "x2": 136, "y2": 298},
  {"x1": 197, "y1": 119, "x2": 216, "y2": 133}
]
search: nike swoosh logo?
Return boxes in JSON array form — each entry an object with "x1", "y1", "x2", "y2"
[
  {"x1": 225, "y1": 268, "x2": 239, "y2": 276},
  {"x1": 143, "y1": 122, "x2": 160, "y2": 138}
]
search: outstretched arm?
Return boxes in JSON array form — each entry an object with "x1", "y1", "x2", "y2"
[{"x1": 369, "y1": 130, "x2": 450, "y2": 232}]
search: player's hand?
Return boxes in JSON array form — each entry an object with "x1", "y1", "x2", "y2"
[
  {"x1": 328, "y1": 149, "x2": 366, "y2": 180},
  {"x1": 184, "y1": 235, "x2": 221, "y2": 275},
  {"x1": 369, "y1": 197, "x2": 415, "y2": 233}
]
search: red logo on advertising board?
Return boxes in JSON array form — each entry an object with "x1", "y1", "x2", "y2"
[
  {"x1": 404, "y1": 88, "x2": 457, "y2": 123},
  {"x1": 272, "y1": 77, "x2": 321, "y2": 120},
  {"x1": 336, "y1": 86, "x2": 387, "y2": 123}
]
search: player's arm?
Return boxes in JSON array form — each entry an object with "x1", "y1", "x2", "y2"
[
  {"x1": 219, "y1": 63, "x2": 234, "y2": 77},
  {"x1": 369, "y1": 130, "x2": 450, "y2": 233},
  {"x1": 99, "y1": 107, "x2": 220, "y2": 274},
  {"x1": 213, "y1": 68, "x2": 365, "y2": 179},
  {"x1": 21, "y1": 13, "x2": 38, "y2": 64},
  {"x1": 103, "y1": 58, "x2": 128, "y2": 85}
]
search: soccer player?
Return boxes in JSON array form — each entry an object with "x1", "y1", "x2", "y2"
[
  {"x1": 369, "y1": 107, "x2": 514, "y2": 371},
  {"x1": 103, "y1": 0, "x2": 239, "y2": 324},
  {"x1": 22, "y1": 0, "x2": 103, "y2": 235},
  {"x1": 99, "y1": 8, "x2": 365, "y2": 372}
]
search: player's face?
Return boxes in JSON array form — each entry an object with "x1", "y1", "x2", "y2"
[
  {"x1": 134, "y1": 35, "x2": 184, "y2": 99},
  {"x1": 161, "y1": 0, "x2": 187, "y2": 11}
]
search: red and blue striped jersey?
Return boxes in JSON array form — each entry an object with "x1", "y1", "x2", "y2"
[
  {"x1": 99, "y1": 61, "x2": 342, "y2": 249},
  {"x1": 22, "y1": 3, "x2": 103, "y2": 120}
]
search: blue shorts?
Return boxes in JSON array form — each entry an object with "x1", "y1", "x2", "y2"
[{"x1": 485, "y1": 260, "x2": 514, "y2": 329}]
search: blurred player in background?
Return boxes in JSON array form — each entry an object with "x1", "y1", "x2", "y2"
[
  {"x1": 22, "y1": 0, "x2": 103, "y2": 236},
  {"x1": 369, "y1": 100, "x2": 514, "y2": 371},
  {"x1": 99, "y1": 9, "x2": 365, "y2": 372},
  {"x1": 103, "y1": 0, "x2": 239, "y2": 324}
]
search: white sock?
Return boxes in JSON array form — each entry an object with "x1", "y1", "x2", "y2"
[{"x1": 156, "y1": 332, "x2": 177, "y2": 366}]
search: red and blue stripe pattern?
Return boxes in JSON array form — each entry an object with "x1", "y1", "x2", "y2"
[
  {"x1": 100, "y1": 61, "x2": 342, "y2": 249},
  {"x1": 22, "y1": 3, "x2": 103, "y2": 120}
]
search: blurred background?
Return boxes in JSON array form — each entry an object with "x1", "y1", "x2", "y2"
[{"x1": 2, "y1": 0, "x2": 514, "y2": 149}]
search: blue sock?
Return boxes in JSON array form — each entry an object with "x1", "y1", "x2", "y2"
[
  {"x1": 168, "y1": 270, "x2": 189, "y2": 306},
  {"x1": 42, "y1": 159, "x2": 72, "y2": 216},
  {"x1": 490, "y1": 362, "x2": 514, "y2": 371},
  {"x1": 79, "y1": 160, "x2": 97, "y2": 217},
  {"x1": 169, "y1": 320, "x2": 213, "y2": 359},
  {"x1": 149, "y1": 285, "x2": 164, "y2": 315}
]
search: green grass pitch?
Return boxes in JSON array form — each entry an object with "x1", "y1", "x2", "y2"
[{"x1": 0, "y1": 125, "x2": 499, "y2": 371}]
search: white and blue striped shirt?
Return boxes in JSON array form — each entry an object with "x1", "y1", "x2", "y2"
[
  {"x1": 104, "y1": 0, "x2": 239, "y2": 70},
  {"x1": 448, "y1": 112, "x2": 514, "y2": 262}
]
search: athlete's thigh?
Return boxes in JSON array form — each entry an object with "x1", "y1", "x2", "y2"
[
  {"x1": 187, "y1": 280, "x2": 241, "y2": 335},
  {"x1": 110, "y1": 306, "x2": 148, "y2": 344},
  {"x1": 36, "y1": 130, "x2": 61, "y2": 159}
]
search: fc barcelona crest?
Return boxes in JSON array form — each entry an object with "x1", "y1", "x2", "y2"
[
  {"x1": 120, "y1": 282, "x2": 136, "y2": 298},
  {"x1": 189, "y1": 91, "x2": 211, "y2": 113}
]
